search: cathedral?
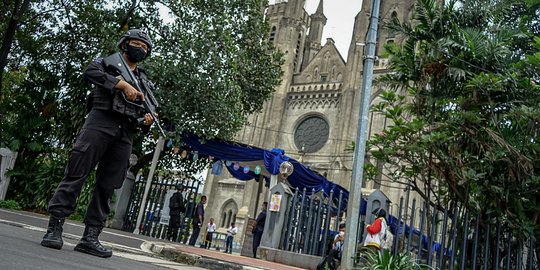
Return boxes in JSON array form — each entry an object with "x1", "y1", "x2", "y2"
[{"x1": 202, "y1": 0, "x2": 415, "y2": 240}]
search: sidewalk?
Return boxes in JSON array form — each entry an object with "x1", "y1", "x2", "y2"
[{"x1": 144, "y1": 241, "x2": 308, "y2": 270}]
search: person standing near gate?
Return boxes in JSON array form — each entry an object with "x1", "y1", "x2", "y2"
[
  {"x1": 252, "y1": 201, "x2": 267, "y2": 258},
  {"x1": 167, "y1": 184, "x2": 185, "y2": 241},
  {"x1": 224, "y1": 222, "x2": 237, "y2": 254},
  {"x1": 363, "y1": 208, "x2": 388, "y2": 252},
  {"x1": 204, "y1": 217, "x2": 216, "y2": 249},
  {"x1": 188, "y1": 195, "x2": 206, "y2": 246},
  {"x1": 317, "y1": 223, "x2": 345, "y2": 270},
  {"x1": 40, "y1": 29, "x2": 155, "y2": 258}
]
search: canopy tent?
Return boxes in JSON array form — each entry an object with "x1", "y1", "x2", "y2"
[{"x1": 181, "y1": 132, "x2": 349, "y2": 208}]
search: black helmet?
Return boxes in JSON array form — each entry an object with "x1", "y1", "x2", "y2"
[{"x1": 117, "y1": 28, "x2": 153, "y2": 56}]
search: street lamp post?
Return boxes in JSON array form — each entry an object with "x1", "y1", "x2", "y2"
[
  {"x1": 342, "y1": 0, "x2": 381, "y2": 269},
  {"x1": 133, "y1": 135, "x2": 165, "y2": 234}
]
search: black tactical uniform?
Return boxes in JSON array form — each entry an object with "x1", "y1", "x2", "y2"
[
  {"x1": 167, "y1": 184, "x2": 185, "y2": 241},
  {"x1": 48, "y1": 58, "x2": 145, "y2": 223},
  {"x1": 41, "y1": 29, "x2": 154, "y2": 258}
]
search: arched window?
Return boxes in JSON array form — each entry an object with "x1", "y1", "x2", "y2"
[
  {"x1": 322, "y1": 51, "x2": 330, "y2": 71},
  {"x1": 294, "y1": 33, "x2": 302, "y2": 71},
  {"x1": 388, "y1": 11, "x2": 398, "y2": 38},
  {"x1": 220, "y1": 199, "x2": 238, "y2": 228},
  {"x1": 221, "y1": 212, "x2": 226, "y2": 227},
  {"x1": 269, "y1": 26, "x2": 277, "y2": 43},
  {"x1": 227, "y1": 209, "x2": 232, "y2": 227}
]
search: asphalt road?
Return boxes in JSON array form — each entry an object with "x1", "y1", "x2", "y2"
[{"x1": 0, "y1": 209, "x2": 206, "y2": 270}]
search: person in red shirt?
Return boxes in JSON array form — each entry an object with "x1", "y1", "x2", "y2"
[{"x1": 363, "y1": 208, "x2": 388, "y2": 252}]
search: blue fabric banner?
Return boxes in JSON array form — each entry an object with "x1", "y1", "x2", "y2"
[{"x1": 181, "y1": 133, "x2": 350, "y2": 210}]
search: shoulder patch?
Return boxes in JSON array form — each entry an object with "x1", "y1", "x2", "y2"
[{"x1": 92, "y1": 57, "x2": 104, "y2": 64}]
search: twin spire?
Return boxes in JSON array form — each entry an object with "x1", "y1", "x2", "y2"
[{"x1": 316, "y1": 0, "x2": 324, "y2": 15}]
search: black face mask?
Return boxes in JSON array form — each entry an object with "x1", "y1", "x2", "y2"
[{"x1": 126, "y1": 44, "x2": 147, "y2": 62}]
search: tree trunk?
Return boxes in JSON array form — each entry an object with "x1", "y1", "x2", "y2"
[
  {"x1": 0, "y1": 0, "x2": 31, "y2": 101},
  {"x1": 118, "y1": 0, "x2": 137, "y2": 30}
]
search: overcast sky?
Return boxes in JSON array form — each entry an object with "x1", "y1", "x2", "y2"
[{"x1": 271, "y1": 0, "x2": 363, "y2": 59}]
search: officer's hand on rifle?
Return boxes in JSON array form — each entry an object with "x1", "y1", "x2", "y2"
[
  {"x1": 142, "y1": 113, "x2": 155, "y2": 126},
  {"x1": 116, "y1": 80, "x2": 144, "y2": 101}
]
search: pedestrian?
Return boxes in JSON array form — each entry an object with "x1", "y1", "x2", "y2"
[
  {"x1": 40, "y1": 28, "x2": 155, "y2": 258},
  {"x1": 167, "y1": 184, "x2": 185, "y2": 241},
  {"x1": 204, "y1": 218, "x2": 216, "y2": 249},
  {"x1": 225, "y1": 222, "x2": 237, "y2": 254},
  {"x1": 252, "y1": 201, "x2": 267, "y2": 258},
  {"x1": 317, "y1": 223, "x2": 345, "y2": 270},
  {"x1": 363, "y1": 208, "x2": 388, "y2": 253},
  {"x1": 188, "y1": 195, "x2": 206, "y2": 246}
]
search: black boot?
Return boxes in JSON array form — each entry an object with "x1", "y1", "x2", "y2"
[
  {"x1": 74, "y1": 226, "x2": 112, "y2": 258},
  {"x1": 41, "y1": 215, "x2": 65, "y2": 249}
]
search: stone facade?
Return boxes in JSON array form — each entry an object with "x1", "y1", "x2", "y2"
[{"x1": 202, "y1": 0, "x2": 416, "y2": 244}]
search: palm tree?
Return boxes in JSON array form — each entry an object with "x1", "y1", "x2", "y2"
[{"x1": 370, "y1": 0, "x2": 539, "y2": 232}]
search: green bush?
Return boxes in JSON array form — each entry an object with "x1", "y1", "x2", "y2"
[
  {"x1": 357, "y1": 250, "x2": 432, "y2": 270},
  {"x1": 33, "y1": 149, "x2": 96, "y2": 219},
  {"x1": 0, "y1": 200, "x2": 22, "y2": 210}
]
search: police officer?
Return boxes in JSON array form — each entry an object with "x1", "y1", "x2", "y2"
[
  {"x1": 41, "y1": 29, "x2": 155, "y2": 258},
  {"x1": 167, "y1": 183, "x2": 185, "y2": 241}
]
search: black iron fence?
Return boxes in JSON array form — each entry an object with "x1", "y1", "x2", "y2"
[
  {"x1": 120, "y1": 177, "x2": 538, "y2": 269},
  {"x1": 384, "y1": 197, "x2": 538, "y2": 270},
  {"x1": 278, "y1": 188, "x2": 538, "y2": 269},
  {"x1": 281, "y1": 187, "x2": 346, "y2": 257},
  {"x1": 122, "y1": 175, "x2": 202, "y2": 243}
]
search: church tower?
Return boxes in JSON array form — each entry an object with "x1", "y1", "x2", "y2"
[
  {"x1": 202, "y1": 0, "x2": 313, "y2": 244},
  {"x1": 237, "y1": 0, "x2": 311, "y2": 149},
  {"x1": 336, "y1": 0, "x2": 415, "y2": 203},
  {"x1": 202, "y1": 0, "x2": 417, "y2": 241},
  {"x1": 302, "y1": 0, "x2": 326, "y2": 70}
]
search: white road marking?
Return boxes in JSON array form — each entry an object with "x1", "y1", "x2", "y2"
[
  {"x1": 0, "y1": 209, "x2": 149, "y2": 241},
  {"x1": 0, "y1": 215, "x2": 207, "y2": 269}
]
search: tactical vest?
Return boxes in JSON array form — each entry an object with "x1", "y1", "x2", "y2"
[{"x1": 88, "y1": 63, "x2": 151, "y2": 121}]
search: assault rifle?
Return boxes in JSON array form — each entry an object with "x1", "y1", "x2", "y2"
[{"x1": 103, "y1": 52, "x2": 166, "y2": 137}]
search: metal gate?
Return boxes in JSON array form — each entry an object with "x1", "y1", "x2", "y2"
[{"x1": 122, "y1": 174, "x2": 202, "y2": 242}]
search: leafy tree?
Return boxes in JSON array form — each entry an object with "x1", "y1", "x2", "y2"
[
  {"x1": 136, "y1": 0, "x2": 283, "y2": 178},
  {"x1": 367, "y1": 0, "x2": 540, "y2": 234},
  {"x1": 1, "y1": 0, "x2": 140, "y2": 211},
  {"x1": 0, "y1": 0, "x2": 282, "y2": 211},
  {"x1": 147, "y1": 0, "x2": 283, "y2": 140}
]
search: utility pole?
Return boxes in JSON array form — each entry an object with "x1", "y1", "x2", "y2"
[
  {"x1": 133, "y1": 136, "x2": 165, "y2": 234},
  {"x1": 341, "y1": 0, "x2": 381, "y2": 268}
]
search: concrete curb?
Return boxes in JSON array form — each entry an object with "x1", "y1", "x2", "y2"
[{"x1": 143, "y1": 242, "x2": 264, "y2": 270}]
